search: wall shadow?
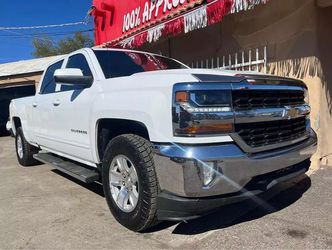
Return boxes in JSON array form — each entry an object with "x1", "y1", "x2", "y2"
[{"x1": 317, "y1": 6, "x2": 332, "y2": 116}]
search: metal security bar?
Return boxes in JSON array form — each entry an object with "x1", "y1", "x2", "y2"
[{"x1": 190, "y1": 46, "x2": 268, "y2": 73}]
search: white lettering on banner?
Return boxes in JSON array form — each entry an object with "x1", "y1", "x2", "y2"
[
  {"x1": 130, "y1": 10, "x2": 135, "y2": 29},
  {"x1": 123, "y1": 7, "x2": 141, "y2": 32},
  {"x1": 164, "y1": 0, "x2": 173, "y2": 13},
  {"x1": 184, "y1": 7, "x2": 207, "y2": 33},
  {"x1": 173, "y1": 0, "x2": 180, "y2": 8},
  {"x1": 155, "y1": 0, "x2": 164, "y2": 18},
  {"x1": 135, "y1": 7, "x2": 141, "y2": 26},
  {"x1": 147, "y1": 23, "x2": 165, "y2": 43},
  {"x1": 123, "y1": 0, "x2": 193, "y2": 33},
  {"x1": 149, "y1": 1, "x2": 156, "y2": 20},
  {"x1": 142, "y1": 2, "x2": 149, "y2": 23}
]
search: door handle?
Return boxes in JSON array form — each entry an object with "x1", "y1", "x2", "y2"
[
  {"x1": 53, "y1": 100, "x2": 61, "y2": 106},
  {"x1": 32, "y1": 103, "x2": 38, "y2": 108}
]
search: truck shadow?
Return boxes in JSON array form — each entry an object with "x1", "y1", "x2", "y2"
[
  {"x1": 147, "y1": 175, "x2": 312, "y2": 234},
  {"x1": 51, "y1": 169, "x2": 105, "y2": 197},
  {"x1": 51, "y1": 169, "x2": 311, "y2": 235}
]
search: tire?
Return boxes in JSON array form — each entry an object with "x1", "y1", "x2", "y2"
[
  {"x1": 102, "y1": 134, "x2": 159, "y2": 232},
  {"x1": 15, "y1": 127, "x2": 40, "y2": 166}
]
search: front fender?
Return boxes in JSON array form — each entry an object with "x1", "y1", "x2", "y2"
[{"x1": 90, "y1": 87, "x2": 173, "y2": 162}]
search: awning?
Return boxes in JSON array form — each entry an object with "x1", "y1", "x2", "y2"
[{"x1": 92, "y1": 0, "x2": 270, "y2": 48}]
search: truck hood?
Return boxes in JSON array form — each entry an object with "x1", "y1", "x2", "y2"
[
  {"x1": 132, "y1": 68, "x2": 241, "y2": 78},
  {"x1": 102, "y1": 68, "x2": 305, "y2": 92},
  {"x1": 132, "y1": 68, "x2": 305, "y2": 87}
]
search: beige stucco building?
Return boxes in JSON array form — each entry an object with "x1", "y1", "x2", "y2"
[
  {"x1": 0, "y1": 56, "x2": 64, "y2": 133},
  {"x1": 0, "y1": 56, "x2": 63, "y2": 88}
]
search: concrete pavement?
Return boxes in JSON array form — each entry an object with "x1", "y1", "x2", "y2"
[{"x1": 0, "y1": 135, "x2": 332, "y2": 249}]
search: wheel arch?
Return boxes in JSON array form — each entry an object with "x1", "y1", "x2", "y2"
[
  {"x1": 12, "y1": 117, "x2": 22, "y2": 135},
  {"x1": 95, "y1": 118, "x2": 150, "y2": 162}
]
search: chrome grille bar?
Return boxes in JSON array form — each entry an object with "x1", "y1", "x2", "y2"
[{"x1": 234, "y1": 105, "x2": 310, "y2": 123}]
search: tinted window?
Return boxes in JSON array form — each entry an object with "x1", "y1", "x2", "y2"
[
  {"x1": 61, "y1": 54, "x2": 93, "y2": 92},
  {"x1": 66, "y1": 54, "x2": 92, "y2": 76},
  {"x1": 40, "y1": 60, "x2": 63, "y2": 94},
  {"x1": 94, "y1": 50, "x2": 188, "y2": 79}
]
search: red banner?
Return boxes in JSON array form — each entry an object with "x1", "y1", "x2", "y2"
[
  {"x1": 93, "y1": 0, "x2": 208, "y2": 45},
  {"x1": 92, "y1": 0, "x2": 269, "y2": 48}
]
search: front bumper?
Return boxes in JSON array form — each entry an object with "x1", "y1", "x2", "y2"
[{"x1": 152, "y1": 129, "x2": 317, "y2": 220}]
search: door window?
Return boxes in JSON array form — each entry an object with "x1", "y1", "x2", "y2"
[
  {"x1": 61, "y1": 54, "x2": 93, "y2": 92},
  {"x1": 40, "y1": 60, "x2": 64, "y2": 94}
]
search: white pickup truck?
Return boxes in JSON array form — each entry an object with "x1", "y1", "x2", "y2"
[{"x1": 9, "y1": 48, "x2": 317, "y2": 232}]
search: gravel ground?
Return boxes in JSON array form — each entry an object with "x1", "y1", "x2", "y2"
[{"x1": 0, "y1": 135, "x2": 331, "y2": 249}]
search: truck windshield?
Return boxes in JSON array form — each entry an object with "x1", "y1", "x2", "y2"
[{"x1": 94, "y1": 50, "x2": 188, "y2": 79}]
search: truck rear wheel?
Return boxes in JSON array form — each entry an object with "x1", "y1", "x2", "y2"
[
  {"x1": 102, "y1": 134, "x2": 159, "y2": 232},
  {"x1": 15, "y1": 127, "x2": 39, "y2": 166}
]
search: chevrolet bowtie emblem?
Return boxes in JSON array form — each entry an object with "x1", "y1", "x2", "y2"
[{"x1": 283, "y1": 107, "x2": 299, "y2": 119}]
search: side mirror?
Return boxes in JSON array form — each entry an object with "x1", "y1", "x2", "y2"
[{"x1": 54, "y1": 68, "x2": 93, "y2": 87}]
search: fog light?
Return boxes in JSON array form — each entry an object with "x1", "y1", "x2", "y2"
[{"x1": 197, "y1": 161, "x2": 217, "y2": 187}]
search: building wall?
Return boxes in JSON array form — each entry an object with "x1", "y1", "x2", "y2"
[
  {"x1": 142, "y1": 0, "x2": 332, "y2": 166},
  {"x1": 0, "y1": 72, "x2": 42, "y2": 88}
]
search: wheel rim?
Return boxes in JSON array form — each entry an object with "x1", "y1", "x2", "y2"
[
  {"x1": 109, "y1": 155, "x2": 139, "y2": 213},
  {"x1": 17, "y1": 135, "x2": 23, "y2": 159}
]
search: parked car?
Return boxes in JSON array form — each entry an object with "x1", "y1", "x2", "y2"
[
  {"x1": 9, "y1": 48, "x2": 317, "y2": 232},
  {"x1": 0, "y1": 85, "x2": 35, "y2": 135}
]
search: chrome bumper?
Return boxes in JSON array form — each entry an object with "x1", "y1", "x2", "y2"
[{"x1": 152, "y1": 129, "x2": 317, "y2": 198}]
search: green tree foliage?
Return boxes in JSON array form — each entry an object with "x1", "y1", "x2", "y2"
[{"x1": 32, "y1": 32, "x2": 94, "y2": 57}]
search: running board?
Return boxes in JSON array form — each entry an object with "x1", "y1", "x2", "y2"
[{"x1": 33, "y1": 153, "x2": 100, "y2": 183}]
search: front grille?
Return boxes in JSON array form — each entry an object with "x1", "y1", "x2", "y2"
[
  {"x1": 235, "y1": 117, "x2": 307, "y2": 148},
  {"x1": 232, "y1": 90, "x2": 305, "y2": 110}
]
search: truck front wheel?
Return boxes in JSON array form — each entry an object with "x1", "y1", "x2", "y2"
[
  {"x1": 102, "y1": 134, "x2": 159, "y2": 232},
  {"x1": 15, "y1": 127, "x2": 39, "y2": 166}
]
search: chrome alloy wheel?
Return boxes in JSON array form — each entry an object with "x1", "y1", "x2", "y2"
[
  {"x1": 17, "y1": 135, "x2": 23, "y2": 159},
  {"x1": 109, "y1": 155, "x2": 139, "y2": 213}
]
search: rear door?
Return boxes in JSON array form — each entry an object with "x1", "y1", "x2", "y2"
[
  {"x1": 48, "y1": 52, "x2": 97, "y2": 162},
  {"x1": 32, "y1": 59, "x2": 64, "y2": 147}
]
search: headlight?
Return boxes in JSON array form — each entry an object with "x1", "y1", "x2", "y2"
[
  {"x1": 173, "y1": 89, "x2": 234, "y2": 137},
  {"x1": 189, "y1": 90, "x2": 232, "y2": 108}
]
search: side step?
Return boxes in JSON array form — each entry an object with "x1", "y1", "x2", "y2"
[{"x1": 33, "y1": 153, "x2": 100, "y2": 183}]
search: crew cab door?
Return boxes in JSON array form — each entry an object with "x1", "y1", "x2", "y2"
[
  {"x1": 49, "y1": 52, "x2": 97, "y2": 163},
  {"x1": 32, "y1": 59, "x2": 64, "y2": 147}
]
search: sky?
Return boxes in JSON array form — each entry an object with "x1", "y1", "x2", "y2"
[{"x1": 0, "y1": 0, "x2": 94, "y2": 64}]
